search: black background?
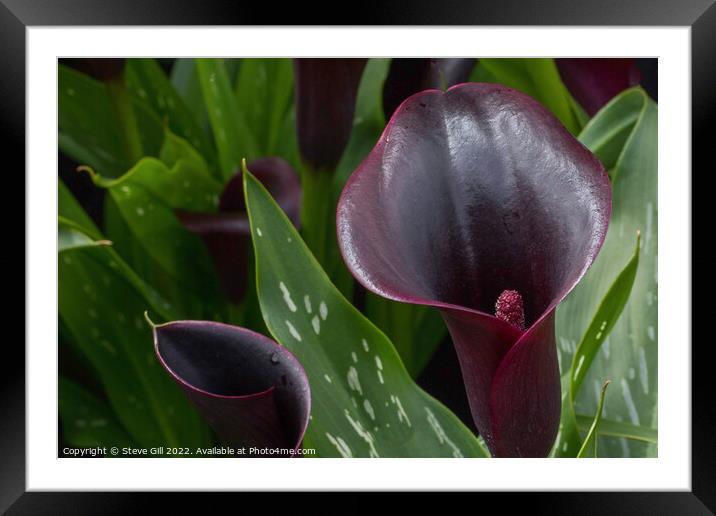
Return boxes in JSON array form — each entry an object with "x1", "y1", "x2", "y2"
[{"x1": 3, "y1": 0, "x2": 712, "y2": 513}]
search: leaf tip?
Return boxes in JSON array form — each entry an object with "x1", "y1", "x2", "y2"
[
  {"x1": 76, "y1": 164, "x2": 97, "y2": 179},
  {"x1": 143, "y1": 310, "x2": 157, "y2": 330}
]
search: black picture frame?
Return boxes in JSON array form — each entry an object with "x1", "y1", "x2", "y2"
[{"x1": 4, "y1": 0, "x2": 711, "y2": 512}]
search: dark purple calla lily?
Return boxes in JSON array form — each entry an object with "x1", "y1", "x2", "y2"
[
  {"x1": 337, "y1": 83, "x2": 611, "y2": 457},
  {"x1": 177, "y1": 157, "x2": 301, "y2": 303},
  {"x1": 382, "y1": 58, "x2": 476, "y2": 120},
  {"x1": 68, "y1": 58, "x2": 126, "y2": 81},
  {"x1": 151, "y1": 318, "x2": 311, "y2": 455},
  {"x1": 293, "y1": 58, "x2": 367, "y2": 172},
  {"x1": 556, "y1": 58, "x2": 641, "y2": 116}
]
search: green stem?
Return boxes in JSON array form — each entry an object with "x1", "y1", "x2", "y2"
[
  {"x1": 106, "y1": 75, "x2": 144, "y2": 163},
  {"x1": 300, "y1": 166, "x2": 335, "y2": 268},
  {"x1": 299, "y1": 166, "x2": 355, "y2": 299}
]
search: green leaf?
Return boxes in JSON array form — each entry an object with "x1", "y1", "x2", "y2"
[
  {"x1": 577, "y1": 381, "x2": 610, "y2": 457},
  {"x1": 58, "y1": 65, "x2": 163, "y2": 177},
  {"x1": 58, "y1": 217, "x2": 111, "y2": 252},
  {"x1": 58, "y1": 212, "x2": 210, "y2": 448},
  {"x1": 243, "y1": 162, "x2": 488, "y2": 458},
  {"x1": 170, "y1": 59, "x2": 211, "y2": 138},
  {"x1": 234, "y1": 58, "x2": 294, "y2": 156},
  {"x1": 196, "y1": 59, "x2": 258, "y2": 180},
  {"x1": 90, "y1": 156, "x2": 225, "y2": 319},
  {"x1": 555, "y1": 232, "x2": 640, "y2": 458},
  {"x1": 334, "y1": 58, "x2": 390, "y2": 188},
  {"x1": 556, "y1": 88, "x2": 658, "y2": 457},
  {"x1": 364, "y1": 294, "x2": 445, "y2": 378},
  {"x1": 575, "y1": 414, "x2": 657, "y2": 444},
  {"x1": 59, "y1": 377, "x2": 135, "y2": 449},
  {"x1": 59, "y1": 179, "x2": 101, "y2": 239},
  {"x1": 570, "y1": 233, "x2": 640, "y2": 396},
  {"x1": 578, "y1": 90, "x2": 644, "y2": 174},
  {"x1": 470, "y1": 58, "x2": 581, "y2": 134},
  {"x1": 125, "y1": 59, "x2": 217, "y2": 176}
]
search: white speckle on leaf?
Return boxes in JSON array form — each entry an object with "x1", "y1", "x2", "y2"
[
  {"x1": 346, "y1": 366, "x2": 362, "y2": 395},
  {"x1": 99, "y1": 339, "x2": 116, "y2": 355},
  {"x1": 363, "y1": 399, "x2": 375, "y2": 420},
  {"x1": 638, "y1": 347, "x2": 649, "y2": 394},
  {"x1": 311, "y1": 316, "x2": 320, "y2": 335},
  {"x1": 621, "y1": 378, "x2": 640, "y2": 426},
  {"x1": 323, "y1": 374, "x2": 332, "y2": 384},
  {"x1": 325, "y1": 433, "x2": 353, "y2": 458},
  {"x1": 362, "y1": 339, "x2": 369, "y2": 352},
  {"x1": 256, "y1": 227, "x2": 263, "y2": 237},
  {"x1": 391, "y1": 395, "x2": 411, "y2": 427},
  {"x1": 285, "y1": 320, "x2": 301, "y2": 341},
  {"x1": 279, "y1": 282, "x2": 297, "y2": 312},
  {"x1": 136, "y1": 207, "x2": 145, "y2": 217},
  {"x1": 304, "y1": 295, "x2": 312, "y2": 313},
  {"x1": 573, "y1": 355, "x2": 585, "y2": 380},
  {"x1": 319, "y1": 301, "x2": 328, "y2": 320},
  {"x1": 647, "y1": 326, "x2": 656, "y2": 341},
  {"x1": 375, "y1": 356, "x2": 383, "y2": 370},
  {"x1": 425, "y1": 407, "x2": 462, "y2": 457},
  {"x1": 344, "y1": 410, "x2": 379, "y2": 457},
  {"x1": 351, "y1": 352, "x2": 358, "y2": 363}
]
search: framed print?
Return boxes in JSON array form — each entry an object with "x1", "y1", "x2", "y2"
[{"x1": 4, "y1": 0, "x2": 712, "y2": 512}]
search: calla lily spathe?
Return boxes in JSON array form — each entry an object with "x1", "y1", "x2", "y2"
[
  {"x1": 151, "y1": 318, "x2": 311, "y2": 456},
  {"x1": 293, "y1": 58, "x2": 367, "y2": 172},
  {"x1": 337, "y1": 83, "x2": 611, "y2": 457},
  {"x1": 556, "y1": 58, "x2": 641, "y2": 116}
]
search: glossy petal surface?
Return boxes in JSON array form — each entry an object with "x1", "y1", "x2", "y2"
[
  {"x1": 337, "y1": 83, "x2": 611, "y2": 456},
  {"x1": 153, "y1": 320, "x2": 310, "y2": 455}
]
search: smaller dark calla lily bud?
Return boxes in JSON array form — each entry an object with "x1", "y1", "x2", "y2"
[
  {"x1": 293, "y1": 58, "x2": 367, "y2": 172},
  {"x1": 556, "y1": 58, "x2": 641, "y2": 116},
  {"x1": 150, "y1": 316, "x2": 311, "y2": 455},
  {"x1": 177, "y1": 157, "x2": 301, "y2": 304},
  {"x1": 69, "y1": 58, "x2": 127, "y2": 82},
  {"x1": 382, "y1": 58, "x2": 476, "y2": 120}
]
